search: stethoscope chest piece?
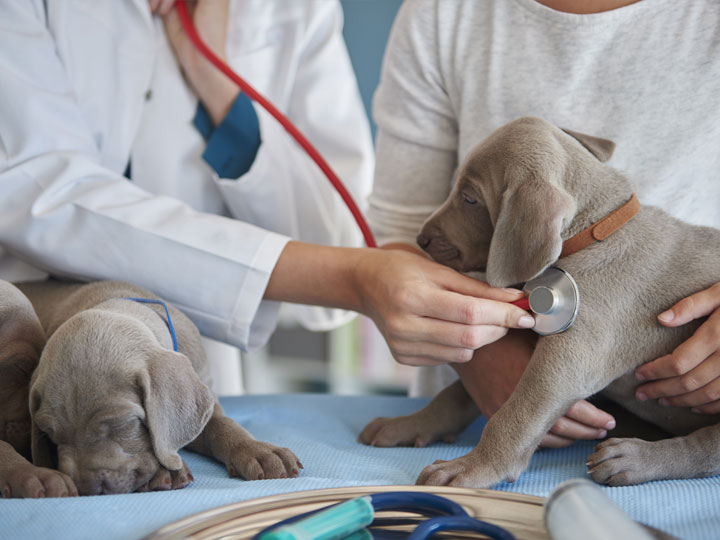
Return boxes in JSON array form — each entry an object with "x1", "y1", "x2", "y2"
[{"x1": 524, "y1": 267, "x2": 580, "y2": 335}]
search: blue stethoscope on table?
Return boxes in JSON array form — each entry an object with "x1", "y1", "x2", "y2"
[{"x1": 253, "y1": 491, "x2": 516, "y2": 540}]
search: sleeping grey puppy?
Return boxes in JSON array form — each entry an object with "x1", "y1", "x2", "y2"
[
  {"x1": 15, "y1": 279, "x2": 301, "y2": 496},
  {"x1": 359, "y1": 117, "x2": 720, "y2": 487}
]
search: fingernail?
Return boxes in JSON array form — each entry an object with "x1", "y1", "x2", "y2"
[
  {"x1": 604, "y1": 419, "x2": 616, "y2": 430},
  {"x1": 635, "y1": 371, "x2": 646, "y2": 382},
  {"x1": 518, "y1": 315, "x2": 535, "y2": 328},
  {"x1": 659, "y1": 398, "x2": 669, "y2": 406},
  {"x1": 503, "y1": 288, "x2": 523, "y2": 294},
  {"x1": 597, "y1": 430, "x2": 607, "y2": 439},
  {"x1": 636, "y1": 392, "x2": 647, "y2": 401},
  {"x1": 691, "y1": 407, "x2": 701, "y2": 414},
  {"x1": 658, "y1": 310, "x2": 674, "y2": 322}
]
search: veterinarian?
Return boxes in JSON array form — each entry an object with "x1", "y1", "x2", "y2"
[
  {"x1": 369, "y1": 0, "x2": 720, "y2": 447},
  {"x1": 0, "y1": 0, "x2": 534, "y2": 378}
]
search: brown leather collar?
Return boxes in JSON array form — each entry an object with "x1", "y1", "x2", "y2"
[{"x1": 560, "y1": 193, "x2": 640, "y2": 258}]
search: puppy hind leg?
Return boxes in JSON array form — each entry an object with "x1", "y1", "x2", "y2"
[
  {"x1": 587, "y1": 423, "x2": 720, "y2": 486},
  {"x1": 188, "y1": 403, "x2": 302, "y2": 481},
  {"x1": 358, "y1": 380, "x2": 479, "y2": 448}
]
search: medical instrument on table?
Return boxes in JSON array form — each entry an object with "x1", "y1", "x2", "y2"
[
  {"x1": 175, "y1": 0, "x2": 376, "y2": 248},
  {"x1": 254, "y1": 491, "x2": 516, "y2": 540},
  {"x1": 544, "y1": 479, "x2": 655, "y2": 540},
  {"x1": 510, "y1": 267, "x2": 580, "y2": 335},
  {"x1": 143, "y1": 485, "x2": 547, "y2": 539}
]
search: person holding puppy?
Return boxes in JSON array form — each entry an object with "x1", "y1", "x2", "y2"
[
  {"x1": 0, "y1": 0, "x2": 531, "y2": 378},
  {"x1": 370, "y1": 0, "x2": 720, "y2": 446}
]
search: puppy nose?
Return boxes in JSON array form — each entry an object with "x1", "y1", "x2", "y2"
[{"x1": 416, "y1": 232, "x2": 431, "y2": 249}]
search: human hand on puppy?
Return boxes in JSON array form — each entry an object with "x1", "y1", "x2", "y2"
[
  {"x1": 454, "y1": 331, "x2": 616, "y2": 448},
  {"x1": 355, "y1": 247, "x2": 537, "y2": 366},
  {"x1": 634, "y1": 283, "x2": 720, "y2": 414},
  {"x1": 265, "y1": 242, "x2": 535, "y2": 366},
  {"x1": 154, "y1": 0, "x2": 239, "y2": 125}
]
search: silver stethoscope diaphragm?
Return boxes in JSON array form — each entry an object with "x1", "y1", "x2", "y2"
[{"x1": 523, "y1": 267, "x2": 580, "y2": 335}]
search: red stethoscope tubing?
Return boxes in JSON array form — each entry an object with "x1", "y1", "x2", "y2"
[
  {"x1": 175, "y1": 0, "x2": 377, "y2": 248},
  {"x1": 176, "y1": 2, "x2": 533, "y2": 313},
  {"x1": 511, "y1": 297, "x2": 530, "y2": 310}
]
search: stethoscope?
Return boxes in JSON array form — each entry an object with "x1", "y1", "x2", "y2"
[
  {"x1": 511, "y1": 267, "x2": 580, "y2": 335},
  {"x1": 175, "y1": 2, "x2": 581, "y2": 334},
  {"x1": 254, "y1": 491, "x2": 516, "y2": 540}
]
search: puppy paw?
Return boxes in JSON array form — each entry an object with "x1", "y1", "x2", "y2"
[
  {"x1": 415, "y1": 454, "x2": 504, "y2": 488},
  {"x1": 139, "y1": 459, "x2": 194, "y2": 492},
  {"x1": 359, "y1": 415, "x2": 457, "y2": 448},
  {"x1": 0, "y1": 464, "x2": 77, "y2": 498},
  {"x1": 587, "y1": 437, "x2": 659, "y2": 486},
  {"x1": 227, "y1": 441, "x2": 302, "y2": 481}
]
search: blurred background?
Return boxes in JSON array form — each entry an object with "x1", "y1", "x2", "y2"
[{"x1": 222, "y1": 0, "x2": 410, "y2": 396}]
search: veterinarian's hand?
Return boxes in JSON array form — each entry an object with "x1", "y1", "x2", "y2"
[
  {"x1": 634, "y1": 283, "x2": 720, "y2": 414},
  {"x1": 266, "y1": 243, "x2": 534, "y2": 365},
  {"x1": 357, "y1": 249, "x2": 536, "y2": 366},
  {"x1": 157, "y1": 0, "x2": 238, "y2": 125},
  {"x1": 455, "y1": 331, "x2": 616, "y2": 448}
]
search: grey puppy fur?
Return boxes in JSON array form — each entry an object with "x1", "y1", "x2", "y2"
[
  {"x1": 0, "y1": 279, "x2": 77, "y2": 498},
  {"x1": 7, "y1": 279, "x2": 300, "y2": 496},
  {"x1": 359, "y1": 117, "x2": 720, "y2": 487}
]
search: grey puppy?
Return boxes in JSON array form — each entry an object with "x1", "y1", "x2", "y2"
[
  {"x1": 359, "y1": 117, "x2": 720, "y2": 487},
  {"x1": 12, "y1": 279, "x2": 301, "y2": 496},
  {"x1": 0, "y1": 279, "x2": 77, "y2": 498}
]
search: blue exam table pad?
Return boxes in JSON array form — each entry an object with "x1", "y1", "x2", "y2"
[{"x1": 1, "y1": 394, "x2": 719, "y2": 539}]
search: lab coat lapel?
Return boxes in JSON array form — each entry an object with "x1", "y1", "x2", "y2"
[{"x1": 44, "y1": 0, "x2": 157, "y2": 174}]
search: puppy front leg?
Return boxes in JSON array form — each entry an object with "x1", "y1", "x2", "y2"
[
  {"x1": 417, "y1": 338, "x2": 610, "y2": 488},
  {"x1": 188, "y1": 403, "x2": 302, "y2": 480},
  {"x1": 136, "y1": 459, "x2": 194, "y2": 492},
  {"x1": 588, "y1": 423, "x2": 720, "y2": 485},
  {"x1": 359, "y1": 380, "x2": 479, "y2": 447},
  {"x1": 0, "y1": 440, "x2": 77, "y2": 498}
]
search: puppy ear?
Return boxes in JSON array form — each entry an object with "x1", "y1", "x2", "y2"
[
  {"x1": 561, "y1": 128, "x2": 615, "y2": 162},
  {"x1": 486, "y1": 178, "x2": 575, "y2": 287},
  {"x1": 138, "y1": 351, "x2": 214, "y2": 471},
  {"x1": 29, "y1": 385, "x2": 57, "y2": 468}
]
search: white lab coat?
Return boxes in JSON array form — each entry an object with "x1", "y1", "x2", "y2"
[{"x1": 0, "y1": 0, "x2": 374, "y2": 351}]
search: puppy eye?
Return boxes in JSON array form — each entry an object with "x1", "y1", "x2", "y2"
[{"x1": 461, "y1": 192, "x2": 477, "y2": 205}]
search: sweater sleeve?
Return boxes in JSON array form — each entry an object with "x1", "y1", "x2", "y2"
[{"x1": 369, "y1": 0, "x2": 459, "y2": 248}]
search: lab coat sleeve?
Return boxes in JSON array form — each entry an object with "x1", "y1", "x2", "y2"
[
  {"x1": 0, "y1": 1, "x2": 288, "y2": 351},
  {"x1": 369, "y1": 0, "x2": 459, "y2": 248},
  {"x1": 211, "y1": 0, "x2": 375, "y2": 331}
]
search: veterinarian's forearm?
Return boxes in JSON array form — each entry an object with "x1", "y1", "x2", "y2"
[
  {"x1": 266, "y1": 242, "x2": 538, "y2": 368},
  {"x1": 264, "y1": 241, "x2": 367, "y2": 311},
  {"x1": 380, "y1": 242, "x2": 428, "y2": 257}
]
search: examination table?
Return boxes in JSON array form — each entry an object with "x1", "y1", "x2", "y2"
[{"x1": 1, "y1": 394, "x2": 718, "y2": 539}]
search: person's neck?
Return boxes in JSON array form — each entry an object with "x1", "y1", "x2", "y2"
[{"x1": 534, "y1": 0, "x2": 642, "y2": 14}]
